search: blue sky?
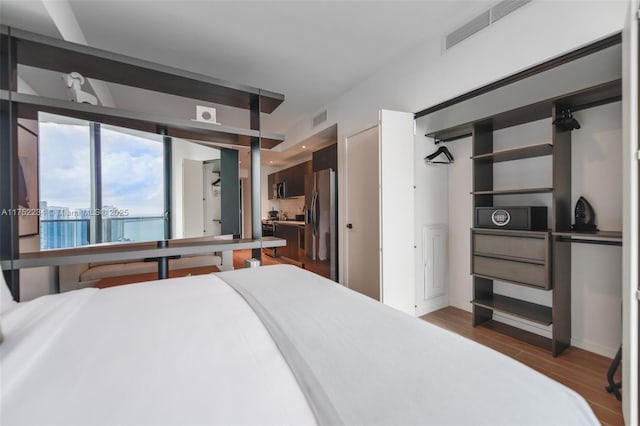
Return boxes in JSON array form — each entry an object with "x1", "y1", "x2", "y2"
[{"x1": 39, "y1": 119, "x2": 164, "y2": 216}]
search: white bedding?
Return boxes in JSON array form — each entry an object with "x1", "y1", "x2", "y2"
[
  {"x1": 0, "y1": 265, "x2": 598, "y2": 425},
  {"x1": 1, "y1": 274, "x2": 315, "y2": 425}
]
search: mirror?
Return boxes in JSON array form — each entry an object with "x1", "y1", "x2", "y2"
[{"x1": 28, "y1": 112, "x2": 241, "y2": 251}]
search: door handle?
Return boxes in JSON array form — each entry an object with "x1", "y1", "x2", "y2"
[{"x1": 346, "y1": 223, "x2": 353, "y2": 229}]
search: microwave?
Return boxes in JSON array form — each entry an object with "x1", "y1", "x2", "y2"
[{"x1": 272, "y1": 181, "x2": 287, "y2": 199}]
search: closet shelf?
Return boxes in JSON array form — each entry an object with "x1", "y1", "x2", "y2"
[
  {"x1": 471, "y1": 187, "x2": 553, "y2": 196},
  {"x1": 553, "y1": 230, "x2": 622, "y2": 245},
  {"x1": 471, "y1": 143, "x2": 553, "y2": 163},
  {"x1": 1, "y1": 91, "x2": 285, "y2": 149},
  {"x1": 472, "y1": 294, "x2": 552, "y2": 326}
]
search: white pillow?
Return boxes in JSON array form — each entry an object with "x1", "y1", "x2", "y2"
[{"x1": 0, "y1": 264, "x2": 16, "y2": 313}]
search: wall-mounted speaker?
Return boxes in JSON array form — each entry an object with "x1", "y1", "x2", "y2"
[{"x1": 194, "y1": 106, "x2": 220, "y2": 125}]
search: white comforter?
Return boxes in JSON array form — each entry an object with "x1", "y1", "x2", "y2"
[
  {"x1": 1, "y1": 273, "x2": 316, "y2": 425},
  {"x1": 1, "y1": 265, "x2": 598, "y2": 425}
]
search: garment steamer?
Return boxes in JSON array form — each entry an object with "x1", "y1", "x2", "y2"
[{"x1": 572, "y1": 196, "x2": 598, "y2": 232}]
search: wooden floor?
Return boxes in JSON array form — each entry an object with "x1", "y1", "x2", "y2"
[
  {"x1": 216, "y1": 254, "x2": 623, "y2": 424},
  {"x1": 233, "y1": 249, "x2": 286, "y2": 269},
  {"x1": 421, "y1": 307, "x2": 623, "y2": 426}
]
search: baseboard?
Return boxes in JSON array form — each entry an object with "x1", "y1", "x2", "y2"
[
  {"x1": 415, "y1": 295, "x2": 448, "y2": 317},
  {"x1": 570, "y1": 336, "x2": 618, "y2": 359}
]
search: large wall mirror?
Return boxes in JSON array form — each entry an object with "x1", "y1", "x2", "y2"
[{"x1": 20, "y1": 111, "x2": 241, "y2": 251}]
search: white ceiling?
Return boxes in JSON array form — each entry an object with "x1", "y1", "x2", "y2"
[{"x1": 0, "y1": 0, "x2": 492, "y2": 164}]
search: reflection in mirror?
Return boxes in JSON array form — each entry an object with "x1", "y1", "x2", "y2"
[
  {"x1": 36, "y1": 112, "x2": 237, "y2": 250},
  {"x1": 172, "y1": 138, "x2": 222, "y2": 239},
  {"x1": 38, "y1": 112, "x2": 166, "y2": 249}
]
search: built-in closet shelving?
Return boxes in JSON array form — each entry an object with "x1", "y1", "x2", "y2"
[
  {"x1": 430, "y1": 80, "x2": 622, "y2": 357},
  {"x1": 0, "y1": 25, "x2": 286, "y2": 298}
]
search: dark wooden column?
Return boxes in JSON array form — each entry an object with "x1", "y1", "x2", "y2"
[
  {"x1": 0, "y1": 32, "x2": 20, "y2": 299},
  {"x1": 158, "y1": 126, "x2": 172, "y2": 240},
  {"x1": 551, "y1": 103, "x2": 572, "y2": 357},
  {"x1": 89, "y1": 122, "x2": 102, "y2": 244},
  {"x1": 250, "y1": 94, "x2": 262, "y2": 261}
]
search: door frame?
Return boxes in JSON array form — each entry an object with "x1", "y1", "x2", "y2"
[{"x1": 622, "y1": 0, "x2": 639, "y2": 423}]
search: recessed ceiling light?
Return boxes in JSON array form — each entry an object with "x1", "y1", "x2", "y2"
[
  {"x1": 302, "y1": 145, "x2": 306, "y2": 149},
  {"x1": 269, "y1": 160, "x2": 273, "y2": 163}
]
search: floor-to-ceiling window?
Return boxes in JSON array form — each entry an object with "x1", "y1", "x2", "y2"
[{"x1": 39, "y1": 113, "x2": 165, "y2": 250}]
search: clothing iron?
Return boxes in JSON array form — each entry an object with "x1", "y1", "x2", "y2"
[{"x1": 572, "y1": 196, "x2": 598, "y2": 232}]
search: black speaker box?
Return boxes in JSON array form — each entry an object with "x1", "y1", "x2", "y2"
[{"x1": 475, "y1": 206, "x2": 548, "y2": 231}]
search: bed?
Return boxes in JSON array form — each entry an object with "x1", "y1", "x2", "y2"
[{"x1": 1, "y1": 264, "x2": 597, "y2": 425}]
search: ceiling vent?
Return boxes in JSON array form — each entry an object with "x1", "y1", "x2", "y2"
[
  {"x1": 491, "y1": 0, "x2": 531, "y2": 23},
  {"x1": 312, "y1": 110, "x2": 327, "y2": 128},
  {"x1": 445, "y1": 10, "x2": 490, "y2": 50},
  {"x1": 444, "y1": 0, "x2": 531, "y2": 51}
]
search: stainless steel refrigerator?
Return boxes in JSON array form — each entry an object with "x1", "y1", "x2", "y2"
[{"x1": 304, "y1": 168, "x2": 336, "y2": 280}]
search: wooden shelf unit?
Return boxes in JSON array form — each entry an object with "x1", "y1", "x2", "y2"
[
  {"x1": 2, "y1": 91, "x2": 285, "y2": 149},
  {"x1": 471, "y1": 142, "x2": 553, "y2": 163},
  {"x1": 3, "y1": 26, "x2": 284, "y2": 113},
  {"x1": 472, "y1": 187, "x2": 553, "y2": 196},
  {"x1": 430, "y1": 79, "x2": 622, "y2": 357},
  {"x1": 472, "y1": 294, "x2": 552, "y2": 326},
  {"x1": 552, "y1": 230, "x2": 622, "y2": 245},
  {"x1": 0, "y1": 26, "x2": 287, "y2": 299}
]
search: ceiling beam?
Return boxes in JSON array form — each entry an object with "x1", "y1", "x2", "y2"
[{"x1": 42, "y1": 0, "x2": 115, "y2": 108}]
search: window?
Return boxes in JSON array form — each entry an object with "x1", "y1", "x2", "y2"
[{"x1": 39, "y1": 113, "x2": 166, "y2": 250}]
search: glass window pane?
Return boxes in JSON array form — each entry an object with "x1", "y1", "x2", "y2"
[
  {"x1": 38, "y1": 113, "x2": 91, "y2": 249},
  {"x1": 100, "y1": 126, "x2": 165, "y2": 243},
  {"x1": 38, "y1": 114, "x2": 166, "y2": 249}
]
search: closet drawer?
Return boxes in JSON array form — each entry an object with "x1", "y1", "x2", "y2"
[
  {"x1": 473, "y1": 232, "x2": 547, "y2": 261},
  {"x1": 472, "y1": 255, "x2": 550, "y2": 289}
]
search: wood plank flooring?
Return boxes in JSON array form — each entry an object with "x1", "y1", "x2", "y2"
[
  {"x1": 232, "y1": 254, "x2": 623, "y2": 424},
  {"x1": 233, "y1": 249, "x2": 287, "y2": 269},
  {"x1": 421, "y1": 307, "x2": 623, "y2": 426}
]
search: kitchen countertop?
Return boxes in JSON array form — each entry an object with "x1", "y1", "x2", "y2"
[{"x1": 273, "y1": 220, "x2": 305, "y2": 226}]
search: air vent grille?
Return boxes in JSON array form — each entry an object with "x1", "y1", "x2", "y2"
[
  {"x1": 445, "y1": 11, "x2": 490, "y2": 50},
  {"x1": 445, "y1": 0, "x2": 531, "y2": 51},
  {"x1": 312, "y1": 110, "x2": 327, "y2": 128},
  {"x1": 491, "y1": 0, "x2": 531, "y2": 23}
]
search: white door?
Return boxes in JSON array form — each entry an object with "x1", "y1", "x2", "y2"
[
  {"x1": 379, "y1": 110, "x2": 415, "y2": 315},
  {"x1": 344, "y1": 125, "x2": 381, "y2": 301},
  {"x1": 182, "y1": 159, "x2": 204, "y2": 238},
  {"x1": 622, "y1": 1, "x2": 639, "y2": 423}
]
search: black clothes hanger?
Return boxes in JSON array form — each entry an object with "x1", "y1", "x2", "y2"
[
  {"x1": 424, "y1": 145, "x2": 454, "y2": 164},
  {"x1": 553, "y1": 109, "x2": 581, "y2": 131}
]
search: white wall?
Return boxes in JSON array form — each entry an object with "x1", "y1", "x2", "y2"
[
  {"x1": 279, "y1": 1, "x2": 626, "y2": 356},
  {"x1": 282, "y1": 0, "x2": 627, "y2": 288},
  {"x1": 570, "y1": 102, "x2": 623, "y2": 356},
  {"x1": 414, "y1": 120, "x2": 449, "y2": 316},
  {"x1": 171, "y1": 139, "x2": 220, "y2": 238}
]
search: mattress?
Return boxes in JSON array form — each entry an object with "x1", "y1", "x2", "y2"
[{"x1": 0, "y1": 265, "x2": 598, "y2": 425}]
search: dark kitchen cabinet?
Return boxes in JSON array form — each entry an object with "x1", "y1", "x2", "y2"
[
  {"x1": 274, "y1": 223, "x2": 300, "y2": 260},
  {"x1": 268, "y1": 160, "x2": 312, "y2": 199},
  {"x1": 286, "y1": 161, "x2": 312, "y2": 197},
  {"x1": 312, "y1": 143, "x2": 337, "y2": 173},
  {"x1": 267, "y1": 172, "x2": 277, "y2": 200}
]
